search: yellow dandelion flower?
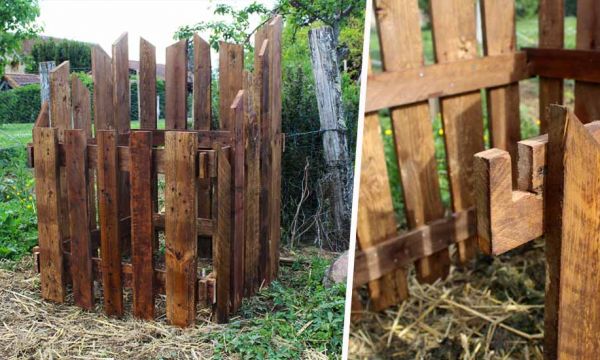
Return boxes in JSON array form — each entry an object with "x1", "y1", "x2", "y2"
[
  {"x1": 484, "y1": 134, "x2": 489, "y2": 142},
  {"x1": 27, "y1": 205, "x2": 32, "y2": 209},
  {"x1": 438, "y1": 128, "x2": 444, "y2": 136},
  {"x1": 29, "y1": 196, "x2": 33, "y2": 200},
  {"x1": 384, "y1": 129, "x2": 393, "y2": 136},
  {"x1": 536, "y1": 119, "x2": 541, "y2": 126}
]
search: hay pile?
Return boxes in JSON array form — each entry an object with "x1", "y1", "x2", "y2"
[{"x1": 349, "y1": 241, "x2": 546, "y2": 359}]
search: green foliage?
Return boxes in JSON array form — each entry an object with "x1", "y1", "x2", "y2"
[
  {"x1": 278, "y1": 0, "x2": 364, "y2": 36},
  {"x1": 0, "y1": 84, "x2": 41, "y2": 125},
  {"x1": 208, "y1": 257, "x2": 345, "y2": 359},
  {"x1": 0, "y1": 0, "x2": 41, "y2": 77},
  {"x1": 27, "y1": 39, "x2": 92, "y2": 73},
  {"x1": 0, "y1": 147, "x2": 37, "y2": 260},
  {"x1": 515, "y1": 0, "x2": 538, "y2": 19}
]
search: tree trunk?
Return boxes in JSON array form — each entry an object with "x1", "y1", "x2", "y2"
[{"x1": 308, "y1": 26, "x2": 352, "y2": 246}]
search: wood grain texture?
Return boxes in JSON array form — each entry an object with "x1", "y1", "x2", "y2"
[
  {"x1": 65, "y1": 129, "x2": 94, "y2": 310},
  {"x1": 96, "y1": 130, "x2": 123, "y2": 316},
  {"x1": 231, "y1": 90, "x2": 245, "y2": 311},
  {"x1": 527, "y1": 48, "x2": 600, "y2": 83},
  {"x1": 366, "y1": 53, "x2": 529, "y2": 112},
  {"x1": 130, "y1": 131, "x2": 155, "y2": 320},
  {"x1": 214, "y1": 147, "x2": 232, "y2": 323},
  {"x1": 193, "y1": 34, "x2": 211, "y2": 130},
  {"x1": 112, "y1": 33, "x2": 130, "y2": 133},
  {"x1": 430, "y1": 0, "x2": 483, "y2": 265},
  {"x1": 33, "y1": 101, "x2": 49, "y2": 128},
  {"x1": 354, "y1": 208, "x2": 476, "y2": 288},
  {"x1": 375, "y1": 0, "x2": 449, "y2": 284},
  {"x1": 556, "y1": 109, "x2": 600, "y2": 358},
  {"x1": 218, "y1": 42, "x2": 243, "y2": 131},
  {"x1": 92, "y1": 46, "x2": 114, "y2": 131},
  {"x1": 574, "y1": 0, "x2": 600, "y2": 123},
  {"x1": 244, "y1": 70, "x2": 260, "y2": 296},
  {"x1": 139, "y1": 37, "x2": 157, "y2": 130},
  {"x1": 538, "y1": 0, "x2": 564, "y2": 134},
  {"x1": 164, "y1": 131, "x2": 198, "y2": 327},
  {"x1": 33, "y1": 127, "x2": 66, "y2": 303},
  {"x1": 481, "y1": 0, "x2": 521, "y2": 184},
  {"x1": 165, "y1": 40, "x2": 188, "y2": 130}
]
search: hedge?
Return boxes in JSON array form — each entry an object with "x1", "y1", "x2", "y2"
[{"x1": 0, "y1": 84, "x2": 41, "y2": 125}]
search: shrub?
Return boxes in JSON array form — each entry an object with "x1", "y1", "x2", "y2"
[
  {"x1": 0, "y1": 84, "x2": 41, "y2": 125},
  {"x1": 27, "y1": 38, "x2": 92, "y2": 73}
]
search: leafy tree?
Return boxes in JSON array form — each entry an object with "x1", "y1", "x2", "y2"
[
  {"x1": 0, "y1": 0, "x2": 41, "y2": 77},
  {"x1": 27, "y1": 39, "x2": 92, "y2": 73}
]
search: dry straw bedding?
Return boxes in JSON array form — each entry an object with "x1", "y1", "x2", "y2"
[{"x1": 350, "y1": 241, "x2": 546, "y2": 359}]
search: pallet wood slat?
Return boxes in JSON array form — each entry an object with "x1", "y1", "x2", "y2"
[
  {"x1": 538, "y1": 0, "x2": 564, "y2": 133},
  {"x1": 193, "y1": 34, "x2": 211, "y2": 130},
  {"x1": 97, "y1": 130, "x2": 124, "y2": 316},
  {"x1": 113, "y1": 32, "x2": 130, "y2": 133},
  {"x1": 218, "y1": 42, "x2": 243, "y2": 131},
  {"x1": 130, "y1": 131, "x2": 155, "y2": 319},
  {"x1": 215, "y1": 147, "x2": 232, "y2": 323},
  {"x1": 139, "y1": 37, "x2": 157, "y2": 130},
  {"x1": 527, "y1": 48, "x2": 600, "y2": 83},
  {"x1": 430, "y1": 0, "x2": 483, "y2": 265},
  {"x1": 231, "y1": 90, "x2": 245, "y2": 311},
  {"x1": 33, "y1": 127, "x2": 66, "y2": 303},
  {"x1": 166, "y1": 40, "x2": 188, "y2": 130},
  {"x1": 365, "y1": 53, "x2": 529, "y2": 112},
  {"x1": 92, "y1": 46, "x2": 114, "y2": 131},
  {"x1": 164, "y1": 131, "x2": 198, "y2": 327},
  {"x1": 65, "y1": 129, "x2": 94, "y2": 309},
  {"x1": 354, "y1": 208, "x2": 476, "y2": 288}
]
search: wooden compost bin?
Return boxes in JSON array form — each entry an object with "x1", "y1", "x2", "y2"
[
  {"x1": 29, "y1": 16, "x2": 283, "y2": 327},
  {"x1": 355, "y1": 1, "x2": 600, "y2": 359}
]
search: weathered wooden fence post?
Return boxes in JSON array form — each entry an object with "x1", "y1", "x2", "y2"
[{"x1": 39, "y1": 61, "x2": 55, "y2": 110}]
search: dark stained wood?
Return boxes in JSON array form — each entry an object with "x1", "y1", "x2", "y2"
[
  {"x1": 354, "y1": 208, "x2": 476, "y2": 288},
  {"x1": 165, "y1": 40, "x2": 188, "y2": 130},
  {"x1": 112, "y1": 32, "x2": 130, "y2": 133},
  {"x1": 230, "y1": 90, "x2": 245, "y2": 311},
  {"x1": 538, "y1": 0, "x2": 564, "y2": 134},
  {"x1": 218, "y1": 42, "x2": 243, "y2": 130},
  {"x1": 92, "y1": 46, "x2": 114, "y2": 131},
  {"x1": 365, "y1": 53, "x2": 530, "y2": 112},
  {"x1": 527, "y1": 48, "x2": 600, "y2": 83},
  {"x1": 130, "y1": 131, "x2": 155, "y2": 320},
  {"x1": 64, "y1": 129, "x2": 94, "y2": 310},
  {"x1": 431, "y1": 0, "x2": 483, "y2": 267},
  {"x1": 33, "y1": 127, "x2": 66, "y2": 303},
  {"x1": 164, "y1": 131, "x2": 198, "y2": 327},
  {"x1": 193, "y1": 34, "x2": 211, "y2": 130},
  {"x1": 481, "y1": 0, "x2": 521, "y2": 186},
  {"x1": 214, "y1": 146, "x2": 232, "y2": 323},
  {"x1": 96, "y1": 130, "x2": 123, "y2": 316},
  {"x1": 574, "y1": 0, "x2": 600, "y2": 123},
  {"x1": 139, "y1": 37, "x2": 157, "y2": 130}
]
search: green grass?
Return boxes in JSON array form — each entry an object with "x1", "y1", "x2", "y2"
[{"x1": 0, "y1": 123, "x2": 35, "y2": 148}]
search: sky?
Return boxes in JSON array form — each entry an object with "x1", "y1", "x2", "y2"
[{"x1": 37, "y1": 0, "x2": 276, "y2": 64}]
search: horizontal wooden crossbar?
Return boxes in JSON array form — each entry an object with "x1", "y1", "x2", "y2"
[
  {"x1": 365, "y1": 52, "x2": 529, "y2": 112},
  {"x1": 353, "y1": 208, "x2": 476, "y2": 288},
  {"x1": 526, "y1": 48, "x2": 600, "y2": 83},
  {"x1": 32, "y1": 248, "x2": 216, "y2": 307}
]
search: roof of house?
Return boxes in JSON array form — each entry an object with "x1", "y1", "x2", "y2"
[{"x1": 2, "y1": 73, "x2": 40, "y2": 88}]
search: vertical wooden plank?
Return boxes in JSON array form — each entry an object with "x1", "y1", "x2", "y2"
[
  {"x1": 92, "y1": 46, "x2": 114, "y2": 131},
  {"x1": 140, "y1": 37, "x2": 157, "y2": 130},
  {"x1": 481, "y1": 0, "x2": 520, "y2": 178},
  {"x1": 165, "y1": 40, "x2": 188, "y2": 130},
  {"x1": 65, "y1": 129, "x2": 94, "y2": 310},
  {"x1": 33, "y1": 127, "x2": 66, "y2": 303},
  {"x1": 130, "y1": 131, "x2": 155, "y2": 320},
  {"x1": 164, "y1": 131, "x2": 198, "y2": 327},
  {"x1": 50, "y1": 61, "x2": 72, "y2": 246},
  {"x1": 267, "y1": 16, "x2": 283, "y2": 282},
  {"x1": 112, "y1": 32, "x2": 130, "y2": 133},
  {"x1": 214, "y1": 147, "x2": 232, "y2": 323},
  {"x1": 375, "y1": 0, "x2": 450, "y2": 284},
  {"x1": 71, "y1": 75, "x2": 97, "y2": 231},
  {"x1": 358, "y1": 61, "x2": 409, "y2": 310},
  {"x1": 538, "y1": 0, "x2": 564, "y2": 134},
  {"x1": 96, "y1": 130, "x2": 123, "y2": 316},
  {"x1": 430, "y1": 0, "x2": 483, "y2": 266},
  {"x1": 574, "y1": 0, "x2": 600, "y2": 123},
  {"x1": 194, "y1": 34, "x2": 212, "y2": 130},
  {"x1": 256, "y1": 35, "x2": 272, "y2": 285},
  {"x1": 555, "y1": 109, "x2": 600, "y2": 358},
  {"x1": 244, "y1": 70, "x2": 260, "y2": 295},
  {"x1": 545, "y1": 105, "x2": 568, "y2": 360},
  {"x1": 218, "y1": 42, "x2": 243, "y2": 130},
  {"x1": 230, "y1": 90, "x2": 245, "y2": 311}
]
